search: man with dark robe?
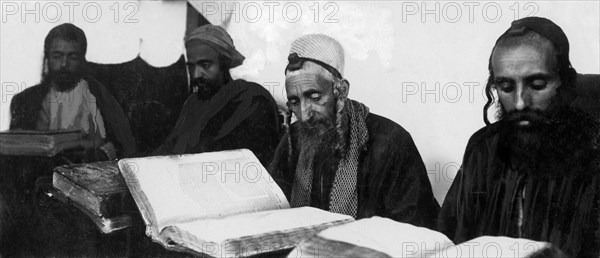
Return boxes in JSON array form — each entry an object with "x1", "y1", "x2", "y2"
[
  {"x1": 9, "y1": 23, "x2": 136, "y2": 160},
  {"x1": 269, "y1": 34, "x2": 440, "y2": 229},
  {"x1": 438, "y1": 17, "x2": 600, "y2": 257},
  {"x1": 154, "y1": 25, "x2": 280, "y2": 167},
  {"x1": 2, "y1": 23, "x2": 135, "y2": 256}
]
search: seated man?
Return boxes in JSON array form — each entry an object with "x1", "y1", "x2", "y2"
[
  {"x1": 9, "y1": 23, "x2": 136, "y2": 160},
  {"x1": 438, "y1": 17, "x2": 599, "y2": 257},
  {"x1": 154, "y1": 25, "x2": 280, "y2": 167},
  {"x1": 4, "y1": 23, "x2": 135, "y2": 256},
  {"x1": 269, "y1": 34, "x2": 440, "y2": 229}
]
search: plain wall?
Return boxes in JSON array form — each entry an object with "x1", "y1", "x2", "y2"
[{"x1": 1, "y1": 1, "x2": 599, "y2": 203}]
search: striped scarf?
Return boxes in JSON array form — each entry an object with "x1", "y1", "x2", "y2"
[{"x1": 290, "y1": 99, "x2": 369, "y2": 217}]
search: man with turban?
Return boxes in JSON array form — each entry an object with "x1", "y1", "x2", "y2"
[
  {"x1": 268, "y1": 34, "x2": 440, "y2": 229},
  {"x1": 438, "y1": 17, "x2": 600, "y2": 257},
  {"x1": 154, "y1": 24, "x2": 280, "y2": 167}
]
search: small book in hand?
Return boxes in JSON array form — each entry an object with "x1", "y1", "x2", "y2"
[{"x1": 0, "y1": 129, "x2": 91, "y2": 157}]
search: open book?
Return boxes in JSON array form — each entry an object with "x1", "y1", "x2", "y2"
[
  {"x1": 292, "y1": 217, "x2": 561, "y2": 258},
  {"x1": 118, "y1": 149, "x2": 353, "y2": 257}
]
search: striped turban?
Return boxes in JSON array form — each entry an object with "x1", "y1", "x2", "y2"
[{"x1": 185, "y1": 24, "x2": 245, "y2": 68}]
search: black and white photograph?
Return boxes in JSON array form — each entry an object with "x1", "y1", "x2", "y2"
[{"x1": 0, "y1": 1, "x2": 598, "y2": 257}]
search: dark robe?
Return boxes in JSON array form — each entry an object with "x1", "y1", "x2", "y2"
[
  {"x1": 9, "y1": 76, "x2": 136, "y2": 157},
  {"x1": 438, "y1": 108, "x2": 600, "y2": 258},
  {"x1": 269, "y1": 113, "x2": 440, "y2": 229},
  {"x1": 154, "y1": 79, "x2": 281, "y2": 168},
  {"x1": 3, "y1": 76, "x2": 135, "y2": 256},
  {"x1": 126, "y1": 79, "x2": 281, "y2": 256}
]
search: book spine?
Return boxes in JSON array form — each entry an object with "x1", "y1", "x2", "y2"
[{"x1": 53, "y1": 173, "x2": 103, "y2": 215}]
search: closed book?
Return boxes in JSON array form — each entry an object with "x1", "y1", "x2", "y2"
[
  {"x1": 0, "y1": 129, "x2": 92, "y2": 156},
  {"x1": 53, "y1": 161, "x2": 127, "y2": 218},
  {"x1": 118, "y1": 149, "x2": 354, "y2": 257},
  {"x1": 49, "y1": 188, "x2": 132, "y2": 234}
]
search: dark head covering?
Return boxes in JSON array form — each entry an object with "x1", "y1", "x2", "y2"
[
  {"x1": 184, "y1": 25, "x2": 245, "y2": 68},
  {"x1": 497, "y1": 16, "x2": 572, "y2": 73},
  {"x1": 483, "y1": 17, "x2": 577, "y2": 125},
  {"x1": 44, "y1": 23, "x2": 87, "y2": 56}
]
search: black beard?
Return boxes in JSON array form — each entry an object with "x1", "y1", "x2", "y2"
[
  {"x1": 498, "y1": 105, "x2": 584, "y2": 176},
  {"x1": 191, "y1": 77, "x2": 222, "y2": 101},
  {"x1": 296, "y1": 116, "x2": 339, "y2": 174},
  {"x1": 47, "y1": 69, "x2": 83, "y2": 91}
]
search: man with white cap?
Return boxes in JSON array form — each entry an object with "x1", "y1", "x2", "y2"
[
  {"x1": 269, "y1": 34, "x2": 440, "y2": 229},
  {"x1": 154, "y1": 24, "x2": 280, "y2": 167}
]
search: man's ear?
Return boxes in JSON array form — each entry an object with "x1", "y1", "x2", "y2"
[{"x1": 340, "y1": 79, "x2": 350, "y2": 99}]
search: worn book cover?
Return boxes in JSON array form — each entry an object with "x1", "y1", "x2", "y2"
[
  {"x1": 53, "y1": 160, "x2": 128, "y2": 217},
  {"x1": 0, "y1": 129, "x2": 91, "y2": 157},
  {"x1": 118, "y1": 149, "x2": 354, "y2": 257},
  {"x1": 49, "y1": 187, "x2": 132, "y2": 234}
]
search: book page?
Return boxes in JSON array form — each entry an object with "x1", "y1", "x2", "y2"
[
  {"x1": 118, "y1": 149, "x2": 290, "y2": 238},
  {"x1": 431, "y1": 236, "x2": 552, "y2": 258},
  {"x1": 317, "y1": 217, "x2": 453, "y2": 257},
  {"x1": 168, "y1": 207, "x2": 352, "y2": 243}
]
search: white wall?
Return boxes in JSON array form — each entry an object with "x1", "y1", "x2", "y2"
[
  {"x1": 0, "y1": 0, "x2": 186, "y2": 129},
  {"x1": 204, "y1": 1, "x2": 600, "y2": 203},
  {"x1": 2, "y1": 1, "x2": 599, "y2": 203}
]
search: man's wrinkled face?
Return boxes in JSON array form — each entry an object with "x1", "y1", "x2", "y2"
[
  {"x1": 47, "y1": 38, "x2": 84, "y2": 90},
  {"x1": 286, "y1": 72, "x2": 336, "y2": 126},
  {"x1": 492, "y1": 44, "x2": 561, "y2": 129},
  {"x1": 287, "y1": 72, "x2": 339, "y2": 171},
  {"x1": 186, "y1": 42, "x2": 225, "y2": 99}
]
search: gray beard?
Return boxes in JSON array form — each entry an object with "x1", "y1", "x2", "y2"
[{"x1": 296, "y1": 118, "x2": 338, "y2": 174}]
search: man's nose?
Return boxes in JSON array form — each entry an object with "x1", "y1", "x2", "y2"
[
  {"x1": 60, "y1": 56, "x2": 68, "y2": 68},
  {"x1": 300, "y1": 101, "x2": 314, "y2": 122},
  {"x1": 514, "y1": 85, "x2": 528, "y2": 111},
  {"x1": 191, "y1": 66, "x2": 205, "y2": 80}
]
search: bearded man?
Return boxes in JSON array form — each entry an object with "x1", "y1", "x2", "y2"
[
  {"x1": 4, "y1": 23, "x2": 135, "y2": 256},
  {"x1": 269, "y1": 34, "x2": 440, "y2": 229},
  {"x1": 438, "y1": 17, "x2": 600, "y2": 257},
  {"x1": 154, "y1": 25, "x2": 280, "y2": 167},
  {"x1": 9, "y1": 23, "x2": 135, "y2": 160}
]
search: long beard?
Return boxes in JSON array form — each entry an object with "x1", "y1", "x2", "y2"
[
  {"x1": 190, "y1": 77, "x2": 222, "y2": 101},
  {"x1": 47, "y1": 69, "x2": 83, "y2": 91},
  {"x1": 498, "y1": 104, "x2": 577, "y2": 175},
  {"x1": 296, "y1": 116, "x2": 339, "y2": 174}
]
